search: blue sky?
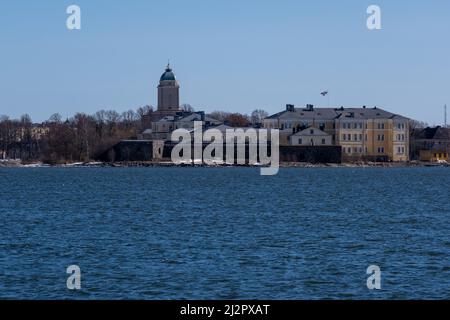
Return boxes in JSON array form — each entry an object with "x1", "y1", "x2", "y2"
[{"x1": 0, "y1": 0, "x2": 449, "y2": 124}]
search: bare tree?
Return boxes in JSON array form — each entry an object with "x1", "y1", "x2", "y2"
[
  {"x1": 48, "y1": 113, "x2": 62, "y2": 124},
  {"x1": 136, "y1": 105, "x2": 154, "y2": 119},
  {"x1": 251, "y1": 109, "x2": 269, "y2": 126},
  {"x1": 410, "y1": 119, "x2": 428, "y2": 131},
  {"x1": 180, "y1": 103, "x2": 194, "y2": 112},
  {"x1": 224, "y1": 113, "x2": 251, "y2": 127},
  {"x1": 209, "y1": 110, "x2": 230, "y2": 122}
]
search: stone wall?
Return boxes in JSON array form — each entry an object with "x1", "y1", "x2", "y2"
[
  {"x1": 98, "y1": 140, "x2": 164, "y2": 162},
  {"x1": 279, "y1": 146, "x2": 342, "y2": 163},
  {"x1": 163, "y1": 143, "x2": 342, "y2": 164},
  {"x1": 100, "y1": 141, "x2": 342, "y2": 164}
]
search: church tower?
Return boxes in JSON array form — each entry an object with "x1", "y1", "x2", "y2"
[{"x1": 157, "y1": 63, "x2": 180, "y2": 116}]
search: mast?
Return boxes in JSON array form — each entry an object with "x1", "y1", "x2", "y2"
[{"x1": 445, "y1": 104, "x2": 447, "y2": 127}]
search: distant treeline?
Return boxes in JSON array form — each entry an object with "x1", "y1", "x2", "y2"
[
  {"x1": 0, "y1": 107, "x2": 269, "y2": 164},
  {"x1": 0, "y1": 106, "x2": 153, "y2": 164}
]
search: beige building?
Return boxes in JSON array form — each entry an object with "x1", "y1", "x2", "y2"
[
  {"x1": 264, "y1": 105, "x2": 410, "y2": 162},
  {"x1": 290, "y1": 127, "x2": 333, "y2": 146},
  {"x1": 145, "y1": 112, "x2": 222, "y2": 140}
]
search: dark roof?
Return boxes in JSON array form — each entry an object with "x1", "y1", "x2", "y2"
[
  {"x1": 412, "y1": 126, "x2": 450, "y2": 140},
  {"x1": 265, "y1": 106, "x2": 409, "y2": 121}
]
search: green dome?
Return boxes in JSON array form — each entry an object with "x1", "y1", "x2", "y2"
[{"x1": 160, "y1": 65, "x2": 176, "y2": 81}]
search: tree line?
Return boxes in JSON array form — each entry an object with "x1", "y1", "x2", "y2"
[{"x1": 0, "y1": 107, "x2": 269, "y2": 164}]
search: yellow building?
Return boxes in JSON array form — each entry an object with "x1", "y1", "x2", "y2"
[
  {"x1": 419, "y1": 150, "x2": 449, "y2": 162},
  {"x1": 264, "y1": 105, "x2": 410, "y2": 162}
]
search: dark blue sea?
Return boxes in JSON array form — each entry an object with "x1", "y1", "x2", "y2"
[{"x1": 0, "y1": 167, "x2": 449, "y2": 300}]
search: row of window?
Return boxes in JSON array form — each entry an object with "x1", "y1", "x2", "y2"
[
  {"x1": 342, "y1": 122, "x2": 364, "y2": 129},
  {"x1": 433, "y1": 153, "x2": 448, "y2": 159},
  {"x1": 297, "y1": 138, "x2": 327, "y2": 145},
  {"x1": 341, "y1": 123, "x2": 388, "y2": 130},
  {"x1": 341, "y1": 134, "x2": 385, "y2": 141},
  {"x1": 343, "y1": 147, "x2": 366, "y2": 154},
  {"x1": 267, "y1": 121, "x2": 407, "y2": 131},
  {"x1": 342, "y1": 147, "x2": 387, "y2": 154},
  {"x1": 342, "y1": 134, "x2": 364, "y2": 141},
  {"x1": 282, "y1": 122, "x2": 327, "y2": 130},
  {"x1": 340, "y1": 134, "x2": 408, "y2": 142}
]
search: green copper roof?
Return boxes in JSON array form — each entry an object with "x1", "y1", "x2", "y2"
[{"x1": 160, "y1": 65, "x2": 176, "y2": 81}]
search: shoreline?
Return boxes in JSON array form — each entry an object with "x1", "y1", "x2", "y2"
[{"x1": 1, "y1": 159, "x2": 449, "y2": 169}]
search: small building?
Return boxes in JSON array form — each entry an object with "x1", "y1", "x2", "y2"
[
  {"x1": 289, "y1": 127, "x2": 332, "y2": 146},
  {"x1": 419, "y1": 150, "x2": 448, "y2": 162},
  {"x1": 150, "y1": 112, "x2": 222, "y2": 140},
  {"x1": 411, "y1": 126, "x2": 450, "y2": 162}
]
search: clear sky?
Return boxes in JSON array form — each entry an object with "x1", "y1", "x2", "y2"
[{"x1": 0, "y1": 0, "x2": 449, "y2": 124}]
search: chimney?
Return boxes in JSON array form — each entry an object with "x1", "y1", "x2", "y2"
[
  {"x1": 199, "y1": 111, "x2": 205, "y2": 122},
  {"x1": 286, "y1": 104, "x2": 295, "y2": 112},
  {"x1": 306, "y1": 104, "x2": 314, "y2": 111}
]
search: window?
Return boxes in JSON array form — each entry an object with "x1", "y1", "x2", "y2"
[
  {"x1": 298, "y1": 138, "x2": 302, "y2": 144},
  {"x1": 348, "y1": 134, "x2": 351, "y2": 141},
  {"x1": 354, "y1": 134, "x2": 358, "y2": 141},
  {"x1": 310, "y1": 129, "x2": 314, "y2": 134},
  {"x1": 322, "y1": 139, "x2": 326, "y2": 145}
]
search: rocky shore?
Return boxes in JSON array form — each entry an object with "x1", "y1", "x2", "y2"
[{"x1": 1, "y1": 159, "x2": 449, "y2": 168}]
